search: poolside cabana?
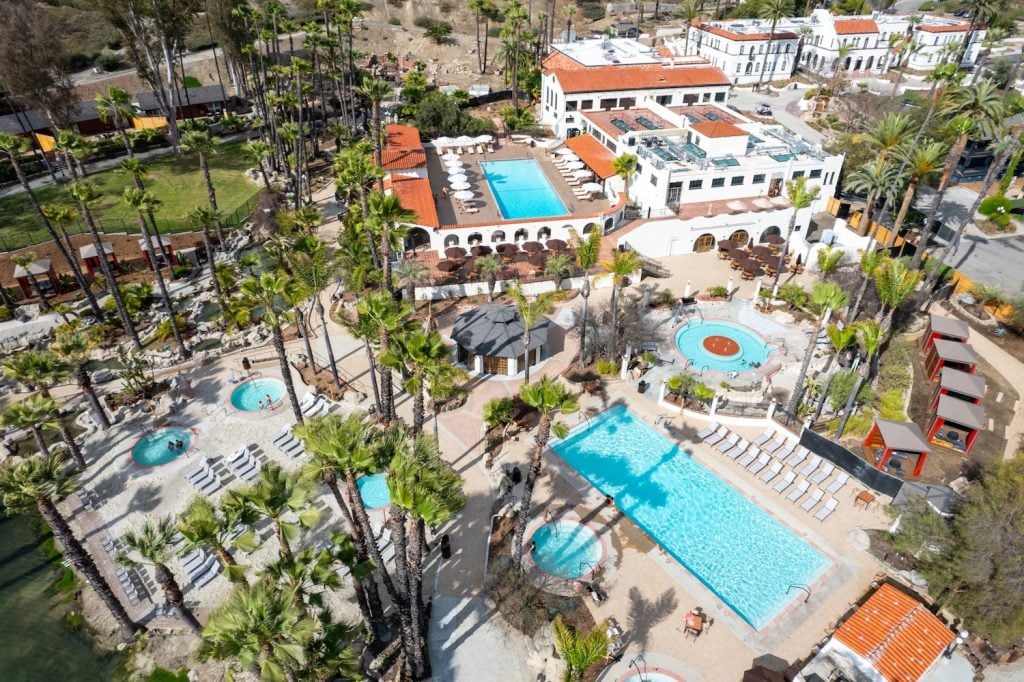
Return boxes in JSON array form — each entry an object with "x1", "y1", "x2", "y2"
[
  {"x1": 927, "y1": 394, "x2": 986, "y2": 455},
  {"x1": 923, "y1": 339, "x2": 977, "y2": 381},
  {"x1": 451, "y1": 304, "x2": 551, "y2": 376},
  {"x1": 79, "y1": 242, "x2": 120, "y2": 276},
  {"x1": 138, "y1": 236, "x2": 177, "y2": 271},
  {"x1": 931, "y1": 367, "x2": 985, "y2": 411},
  {"x1": 12, "y1": 257, "x2": 57, "y2": 299},
  {"x1": 863, "y1": 419, "x2": 932, "y2": 478},
  {"x1": 921, "y1": 314, "x2": 969, "y2": 351}
]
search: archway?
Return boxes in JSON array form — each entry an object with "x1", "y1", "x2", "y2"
[
  {"x1": 759, "y1": 226, "x2": 781, "y2": 242},
  {"x1": 514, "y1": 228, "x2": 528, "y2": 242},
  {"x1": 491, "y1": 230, "x2": 506, "y2": 243},
  {"x1": 604, "y1": 217, "x2": 614, "y2": 231},
  {"x1": 582, "y1": 222, "x2": 598, "y2": 234},
  {"x1": 728, "y1": 229, "x2": 750, "y2": 247},
  {"x1": 443, "y1": 234, "x2": 460, "y2": 247},
  {"x1": 854, "y1": 57, "x2": 863, "y2": 71},
  {"x1": 865, "y1": 56, "x2": 874, "y2": 71},
  {"x1": 844, "y1": 56, "x2": 852, "y2": 71},
  {"x1": 467, "y1": 232, "x2": 483, "y2": 245},
  {"x1": 693, "y1": 233, "x2": 715, "y2": 252},
  {"x1": 538, "y1": 226, "x2": 552, "y2": 241},
  {"x1": 745, "y1": 62, "x2": 753, "y2": 75},
  {"x1": 406, "y1": 227, "x2": 430, "y2": 252}
]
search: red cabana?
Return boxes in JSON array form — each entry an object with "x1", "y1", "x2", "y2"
[
  {"x1": 923, "y1": 339, "x2": 977, "y2": 381},
  {"x1": 928, "y1": 394, "x2": 986, "y2": 456},
  {"x1": 79, "y1": 242, "x2": 120, "y2": 276},
  {"x1": 138, "y1": 236, "x2": 177, "y2": 271},
  {"x1": 931, "y1": 367, "x2": 985, "y2": 411},
  {"x1": 863, "y1": 419, "x2": 932, "y2": 478},
  {"x1": 921, "y1": 314, "x2": 969, "y2": 351},
  {"x1": 12, "y1": 257, "x2": 57, "y2": 299}
]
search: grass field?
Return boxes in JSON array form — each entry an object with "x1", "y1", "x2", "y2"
[{"x1": 0, "y1": 142, "x2": 261, "y2": 251}]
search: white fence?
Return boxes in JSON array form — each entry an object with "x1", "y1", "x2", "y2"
[{"x1": 606, "y1": 3, "x2": 680, "y2": 15}]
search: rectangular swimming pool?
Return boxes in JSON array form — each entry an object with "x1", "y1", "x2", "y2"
[
  {"x1": 552, "y1": 405, "x2": 830, "y2": 629},
  {"x1": 479, "y1": 159, "x2": 568, "y2": 220}
]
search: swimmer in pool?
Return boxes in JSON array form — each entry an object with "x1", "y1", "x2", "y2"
[
  {"x1": 264, "y1": 394, "x2": 272, "y2": 407},
  {"x1": 167, "y1": 441, "x2": 175, "y2": 451},
  {"x1": 175, "y1": 439, "x2": 184, "y2": 449}
]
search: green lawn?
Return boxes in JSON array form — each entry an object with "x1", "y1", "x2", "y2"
[{"x1": 0, "y1": 142, "x2": 260, "y2": 251}]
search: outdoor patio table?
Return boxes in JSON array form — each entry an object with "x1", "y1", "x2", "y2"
[{"x1": 444, "y1": 246, "x2": 467, "y2": 260}]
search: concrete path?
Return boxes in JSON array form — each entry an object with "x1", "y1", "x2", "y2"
[{"x1": 427, "y1": 597, "x2": 538, "y2": 682}]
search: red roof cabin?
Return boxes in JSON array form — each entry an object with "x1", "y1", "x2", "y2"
[
  {"x1": 79, "y1": 242, "x2": 120, "y2": 276},
  {"x1": 863, "y1": 419, "x2": 932, "y2": 478},
  {"x1": 138, "y1": 235, "x2": 177, "y2": 271},
  {"x1": 12, "y1": 257, "x2": 57, "y2": 300},
  {"x1": 931, "y1": 367, "x2": 985, "y2": 411},
  {"x1": 928, "y1": 394, "x2": 986, "y2": 456},
  {"x1": 922, "y1": 313, "x2": 969, "y2": 351},
  {"x1": 923, "y1": 339, "x2": 977, "y2": 381}
]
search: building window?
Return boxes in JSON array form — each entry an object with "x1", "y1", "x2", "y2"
[
  {"x1": 730, "y1": 176, "x2": 744, "y2": 186},
  {"x1": 792, "y1": 170, "x2": 805, "y2": 179},
  {"x1": 600, "y1": 98, "x2": 616, "y2": 109},
  {"x1": 714, "y1": 92, "x2": 726, "y2": 102},
  {"x1": 566, "y1": 100, "x2": 578, "y2": 111},
  {"x1": 656, "y1": 95, "x2": 671, "y2": 105},
  {"x1": 650, "y1": 174, "x2": 658, "y2": 186},
  {"x1": 809, "y1": 169, "x2": 822, "y2": 179},
  {"x1": 711, "y1": 178, "x2": 725, "y2": 188},
  {"x1": 688, "y1": 179, "x2": 703, "y2": 190},
  {"x1": 683, "y1": 93, "x2": 698, "y2": 104},
  {"x1": 702, "y1": 93, "x2": 711, "y2": 102},
  {"x1": 752, "y1": 174, "x2": 765, "y2": 184},
  {"x1": 619, "y1": 97, "x2": 636, "y2": 109},
  {"x1": 825, "y1": 172, "x2": 834, "y2": 185},
  {"x1": 580, "y1": 99, "x2": 593, "y2": 110},
  {"x1": 667, "y1": 181, "x2": 682, "y2": 204}
]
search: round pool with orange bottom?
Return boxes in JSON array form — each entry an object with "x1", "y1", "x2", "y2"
[{"x1": 702, "y1": 335, "x2": 741, "y2": 358}]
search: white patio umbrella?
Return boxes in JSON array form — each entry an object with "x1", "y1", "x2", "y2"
[
  {"x1": 445, "y1": 162, "x2": 464, "y2": 173},
  {"x1": 565, "y1": 161, "x2": 585, "y2": 170},
  {"x1": 556, "y1": 148, "x2": 576, "y2": 156},
  {"x1": 454, "y1": 135, "x2": 475, "y2": 147},
  {"x1": 453, "y1": 190, "x2": 475, "y2": 201},
  {"x1": 581, "y1": 182, "x2": 603, "y2": 193},
  {"x1": 572, "y1": 169, "x2": 594, "y2": 179},
  {"x1": 450, "y1": 181, "x2": 471, "y2": 191},
  {"x1": 435, "y1": 137, "x2": 453, "y2": 149},
  {"x1": 474, "y1": 134, "x2": 493, "y2": 143},
  {"x1": 441, "y1": 151, "x2": 460, "y2": 161},
  {"x1": 447, "y1": 173, "x2": 468, "y2": 183},
  {"x1": 557, "y1": 153, "x2": 580, "y2": 163}
]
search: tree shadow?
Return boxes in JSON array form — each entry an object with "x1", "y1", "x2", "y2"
[{"x1": 624, "y1": 586, "x2": 678, "y2": 649}]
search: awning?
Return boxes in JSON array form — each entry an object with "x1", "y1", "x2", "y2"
[{"x1": 562, "y1": 134, "x2": 616, "y2": 179}]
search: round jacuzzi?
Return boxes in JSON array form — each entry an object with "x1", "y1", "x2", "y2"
[
  {"x1": 617, "y1": 669, "x2": 687, "y2": 682},
  {"x1": 674, "y1": 321, "x2": 770, "y2": 373},
  {"x1": 230, "y1": 377, "x2": 286, "y2": 412},
  {"x1": 529, "y1": 519, "x2": 603, "y2": 580},
  {"x1": 357, "y1": 473, "x2": 390, "y2": 509},
  {"x1": 131, "y1": 426, "x2": 193, "y2": 466}
]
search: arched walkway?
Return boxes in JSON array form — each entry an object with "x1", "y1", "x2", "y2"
[{"x1": 693, "y1": 233, "x2": 715, "y2": 253}]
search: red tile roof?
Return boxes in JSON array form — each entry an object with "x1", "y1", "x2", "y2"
[
  {"x1": 389, "y1": 176, "x2": 439, "y2": 228},
  {"x1": 551, "y1": 65, "x2": 730, "y2": 94},
  {"x1": 563, "y1": 134, "x2": 617, "y2": 179},
  {"x1": 691, "y1": 120, "x2": 747, "y2": 138},
  {"x1": 694, "y1": 21, "x2": 798, "y2": 42},
  {"x1": 918, "y1": 22, "x2": 971, "y2": 33},
  {"x1": 382, "y1": 123, "x2": 427, "y2": 170},
  {"x1": 542, "y1": 51, "x2": 585, "y2": 71},
  {"x1": 834, "y1": 19, "x2": 879, "y2": 34},
  {"x1": 834, "y1": 584, "x2": 955, "y2": 682}
]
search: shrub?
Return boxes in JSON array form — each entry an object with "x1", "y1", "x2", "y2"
[
  {"x1": 778, "y1": 282, "x2": 808, "y2": 310},
  {"x1": 654, "y1": 289, "x2": 675, "y2": 307},
  {"x1": 918, "y1": 0, "x2": 936, "y2": 9},
  {"x1": 706, "y1": 285, "x2": 729, "y2": 298},
  {"x1": 827, "y1": 370, "x2": 873, "y2": 412},
  {"x1": 60, "y1": 52, "x2": 96, "y2": 71},
  {"x1": 148, "y1": 314, "x2": 188, "y2": 344},
  {"x1": 0, "y1": 305, "x2": 12, "y2": 322},
  {"x1": 389, "y1": 17, "x2": 402, "y2": 25},
  {"x1": 972, "y1": 282, "x2": 1008, "y2": 307},
  {"x1": 182, "y1": 75, "x2": 202, "y2": 88},
  {"x1": 581, "y1": 3, "x2": 605, "y2": 20},
  {"x1": 487, "y1": 26, "x2": 503, "y2": 38},
  {"x1": 595, "y1": 358, "x2": 618, "y2": 376},
  {"x1": 413, "y1": 16, "x2": 434, "y2": 29},
  {"x1": 425, "y1": 21, "x2": 453, "y2": 44},
  {"x1": 105, "y1": 38, "x2": 123, "y2": 50},
  {"x1": 439, "y1": 2, "x2": 452, "y2": 12},
  {"x1": 878, "y1": 388, "x2": 907, "y2": 421},
  {"x1": 172, "y1": 265, "x2": 193, "y2": 279},
  {"x1": 96, "y1": 53, "x2": 121, "y2": 72}
]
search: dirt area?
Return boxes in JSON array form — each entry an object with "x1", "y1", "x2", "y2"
[
  {"x1": 864, "y1": 529, "x2": 916, "y2": 572},
  {"x1": 939, "y1": 301, "x2": 1024, "y2": 381}
]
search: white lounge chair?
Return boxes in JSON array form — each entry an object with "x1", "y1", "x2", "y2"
[
  {"x1": 736, "y1": 447, "x2": 760, "y2": 469},
  {"x1": 722, "y1": 438, "x2": 749, "y2": 460},
  {"x1": 810, "y1": 463, "x2": 835, "y2": 485},
  {"x1": 763, "y1": 436, "x2": 786, "y2": 454},
  {"x1": 703, "y1": 426, "x2": 728, "y2": 446},
  {"x1": 180, "y1": 550, "x2": 205, "y2": 572},
  {"x1": 752, "y1": 428, "x2": 775, "y2": 447},
  {"x1": 785, "y1": 446, "x2": 809, "y2": 468},
  {"x1": 696, "y1": 422, "x2": 720, "y2": 440},
  {"x1": 814, "y1": 497, "x2": 839, "y2": 521},
  {"x1": 747, "y1": 453, "x2": 771, "y2": 476},
  {"x1": 380, "y1": 544, "x2": 396, "y2": 563},
  {"x1": 773, "y1": 471, "x2": 796, "y2": 494},
  {"x1": 272, "y1": 425, "x2": 294, "y2": 446},
  {"x1": 787, "y1": 479, "x2": 810, "y2": 502},
  {"x1": 799, "y1": 455, "x2": 822, "y2": 478},
  {"x1": 825, "y1": 472, "x2": 849, "y2": 495},
  {"x1": 800, "y1": 488, "x2": 825, "y2": 512},
  {"x1": 715, "y1": 433, "x2": 740, "y2": 453},
  {"x1": 775, "y1": 441, "x2": 797, "y2": 461},
  {"x1": 760, "y1": 461, "x2": 783, "y2": 484}
]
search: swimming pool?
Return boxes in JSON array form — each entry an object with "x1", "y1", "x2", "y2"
[
  {"x1": 552, "y1": 405, "x2": 829, "y2": 629},
  {"x1": 617, "y1": 670, "x2": 685, "y2": 682},
  {"x1": 357, "y1": 473, "x2": 391, "y2": 509},
  {"x1": 675, "y1": 320, "x2": 771, "y2": 373},
  {"x1": 529, "y1": 519, "x2": 603, "y2": 580},
  {"x1": 230, "y1": 377, "x2": 286, "y2": 411},
  {"x1": 131, "y1": 426, "x2": 193, "y2": 467},
  {"x1": 479, "y1": 159, "x2": 568, "y2": 220}
]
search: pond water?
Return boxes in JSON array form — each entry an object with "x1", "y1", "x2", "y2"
[{"x1": 0, "y1": 510, "x2": 120, "y2": 680}]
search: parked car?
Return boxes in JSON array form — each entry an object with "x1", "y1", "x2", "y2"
[{"x1": 756, "y1": 103, "x2": 773, "y2": 117}]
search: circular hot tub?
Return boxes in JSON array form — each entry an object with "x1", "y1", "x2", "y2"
[
  {"x1": 230, "y1": 377, "x2": 286, "y2": 412},
  {"x1": 529, "y1": 519, "x2": 603, "y2": 580},
  {"x1": 357, "y1": 473, "x2": 391, "y2": 509},
  {"x1": 674, "y1": 321, "x2": 770, "y2": 373},
  {"x1": 131, "y1": 426, "x2": 193, "y2": 467}
]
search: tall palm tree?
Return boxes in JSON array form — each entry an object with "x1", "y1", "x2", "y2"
[
  {"x1": 770, "y1": 176, "x2": 821, "y2": 293},
  {"x1": 338, "y1": 307, "x2": 384, "y2": 417},
  {"x1": 368, "y1": 190, "x2": 415, "y2": 297},
  {"x1": 289, "y1": 237, "x2": 343, "y2": 390},
  {"x1": 198, "y1": 581, "x2": 316, "y2": 681},
  {"x1": 68, "y1": 182, "x2": 141, "y2": 350},
  {"x1": 874, "y1": 257, "x2": 921, "y2": 334},
  {"x1": 123, "y1": 188, "x2": 189, "y2": 359},
  {"x1": 48, "y1": 330, "x2": 107, "y2": 432},
  {"x1": 611, "y1": 153, "x2": 638, "y2": 204},
  {"x1": 954, "y1": 0, "x2": 1004, "y2": 65},
  {"x1": 11, "y1": 252, "x2": 52, "y2": 309},
  {"x1": 861, "y1": 113, "x2": 915, "y2": 162},
  {"x1": 476, "y1": 254, "x2": 502, "y2": 302},
  {"x1": 835, "y1": 319, "x2": 882, "y2": 438},
  {"x1": 119, "y1": 518, "x2": 202, "y2": 632},
  {"x1": 561, "y1": 4, "x2": 576, "y2": 44},
  {"x1": 1, "y1": 396, "x2": 57, "y2": 459},
  {"x1": 970, "y1": 26, "x2": 1008, "y2": 85},
  {"x1": 848, "y1": 248, "x2": 888, "y2": 321},
  {"x1": 355, "y1": 77, "x2": 392, "y2": 168},
  {"x1": 512, "y1": 376, "x2": 579, "y2": 568},
  {"x1": 229, "y1": 463, "x2": 319, "y2": 563},
  {"x1": 889, "y1": 141, "x2": 947, "y2": 247},
  {"x1": 177, "y1": 496, "x2": 259, "y2": 585},
  {"x1": 570, "y1": 228, "x2": 602, "y2": 366},
  {"x1": 382, "y1": 329, "x2": 458, "y2": 433},
  {"x1": 755, "y1": 0, "x2": 794, "y2": 90},
  {"x1": 355, "y1": 290, "x2": 414, "y2": 423},
  {"x1": 94, "y1": 85, "x2": 137, "y2": 157},
  {"x1": 844, "y1": 161, "x2": 899, "y2": 247},
  {"x1": 0, "y1": 454, "x2": 143, "y2": 640},
  {"x1": 810, "y1": 323, "x2": 859, "y2": 424},
  {"x1": 235, "y1": 273, "x2": 305, "y2": 422},
  {"x1": 244, "y1": 140, "x2": 274, "y2": 193},
  {"x1": 188, "y1": 205, "x2": 229, "y2": 314},
  {"x1": 506, "y1": 284, "x2": 561, "y2": 383},
  {"x1": 0, "y1": 134, "x2": 101, "y2": 317},
  {"x1": 1, "y1": 351, "x2": 85, "y2": 463},
  {"x1": 392, "y1": 259, "x2": 430, "y2": 303},
  {"x1": 597, "y1": 249, "x2": 643, "y2": 358},
  {"x1": 784, "y1": 282, "x2": 849, "y2": 420},
  {"x1": 553, "y1": 617, "x2": 609, "y2": 682},
  {"x1": 674, "y1": 0, "x2": 702, "y2": 55},
  {"x1": 180, "y1": 131, "x2": 226, "y2": 244}
]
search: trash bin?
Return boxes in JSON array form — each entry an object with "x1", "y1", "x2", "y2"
[
  {"x1": 241, "y1": 357, "x2": 251, "y2": 371},
  {"x1": 637, "y1": 380, "x2": 648, "y2": 394},
  {"x1": 510, "y1": 466, "x2": 522, "y2": 484},
  {"x1": 440, "y1": 534, "x2": 452, "y2": 559}
]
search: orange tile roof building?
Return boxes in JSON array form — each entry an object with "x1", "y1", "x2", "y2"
[{"x1": 382, "y1": 123, "x2": 428, "y2": 173}]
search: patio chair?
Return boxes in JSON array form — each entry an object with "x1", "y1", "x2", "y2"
[
  {"x1": 747, "y1": 453, "x2": 771, "y2": 476},
  {"x1": 785, "y1": 446, "x2": 809, "y2": 468},
  {"x1": 772, "y1": 471, "x2": 796, "y2": 494},
  {"x1": 759, "y1": 460, "x2": 783, "y2": 484},
  {"x1": 810, "y1": 463, "x2": 835, "y2": 485},
  {"x1": 814, "y1": 497, "x2": 839, "y2": 522},
  {"x1": 752, "y1": 429, "x2": 775, "y2": 447},
  {"x1": 715, "y1": 432, "x2": 740, "y2": 453},
  {"x1": 722, "y1": 438, "x2": 749, "y2": 460},
  {"x1": 825, "y1": 472, "x2": 849, "y2": 495},
  {"x1": 180, "y1": 549, "x2": 206, "y2": 573},
  {"x1": 487, "y1": 143, "x2": 495, "y2": 152},
  {"x1": 799, "y1": 455, "x2": 822, "y2": 478},
  {"x1": 774, "y1": 441, "x2": 797, "y2": 461},
  {"x1": 762, "y1": 436, "x2": 787, "y2": 454},
  {"x1": 272, "y1": 424, "x2": 295, "y2": 446},
  {"x1": 703, "y1": 426, "x2": 729, "y2": 446},
  {"x1": 736, "y1": 447, "x2": 760, "y2": 469},
  {"x1": 800, "y1": 488, "x2": 825, "y2": 512},
  {"x1": 696, "y1": 422, "x2": 720, "y2": 440},
  {"x1": 786, "y1": 479, "x2": 810, "y2": 502}
]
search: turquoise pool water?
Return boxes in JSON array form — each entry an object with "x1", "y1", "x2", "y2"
[
  {"x1": 675, "y1": 320, "x2": 770, "y2": 373},
  {"x1": 132, "y1": 426, "x2": 193, "y2": 466},
  {"x1": 230, "y1": 377, "x2": 286, "y2": 411},
  {"x1": 530, "y1": 519, "x2": 602, "y2": 580},
  {"x1": 552, "y1": 405, "x2": 829, "y2": 629},
  {"x1": 358, "y1": 473, "x2": 391, "y2": 509},
  {"x1": 479, "y1": 159, "x2": 568, "y2": 220}
]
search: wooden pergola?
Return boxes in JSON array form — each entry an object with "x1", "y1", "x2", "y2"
[
  {"x1": 863, "y1": 419, "x2": 932, "y2": 478},
  {"x1": 923, "y1": 339, "x2": 977, "y2": 381},
  {"x1": 931, "y1": 367, "x2": 985, "y2": 411},
  {"x1": 79, "y1": 242, "x2": 120, "y2": 276},
  {"x1": 921, "y1": 313, "x2": 969, "y2": 351},
  {"x1": 928, "y1": 394, "x2": 986, "y2": 456},
  {"x1": 12, "y1": 257, "x2": 57, "y2": 299}
]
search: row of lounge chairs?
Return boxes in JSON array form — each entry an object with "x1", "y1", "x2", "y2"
[
  {"x1": 100, "y1": 536, "x2": 144, "y2": 603},
  {"x1": 272, "y1": 424, "x2": 306, "y2": 459},
  {"x1": 228, "y1": 445, "x2": 262, "y2": 484},
  {"x1": 699, "y1": 423, "x2": 848, "y2": 522},
  {"x1": 179, "y1": 548, "x2": 222, "y2": 588},
  {"x1": 300, "y1": 392, "x2": 331, "y2": 418},
  {"x1": 187, "y1": 458, "x2": 223, "y2": 495}
]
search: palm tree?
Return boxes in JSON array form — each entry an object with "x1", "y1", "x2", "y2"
[
  {"x1": 123, "y1": 188, "x2": 189, "y2": 359},
  {"x1": 393, "y1": 259, "x2": 430, "y2": 303},
  {"x1": 1, "y1": 351, "x2": 86, "y2": 463},
  {"x1": 0, "y1": 454, "x2": 143, "y2": 640},
  {"x1": 784, "y1": 282, "x2": 849, "y2": 420},
  {"x1": 544, "y1": 252, "x2": 575, "y2": 290},
  {"x1": 355, "y1": 290, "x2": 414, "y2": 423},
  {"x1": 770, "y1": 176, "x2": 820, "y2": 293},
  {"x1": 674, "y1": 0, "x2": 702, "y2": 55},
  {"x1": 289, "y1": 237, "x2": 343, "y2": 390},
  {"x1": 755, "y1": 0, "x2": 794, "y2": 90},
  {"x1": 611, "y1": 153, "x2": 638, "y2": 204},
  {"x1": 512, "y1": 376, "x2": 579, "y2": 568},
  {"x1": 180, "y1": 131, "x2": 226, "y2": 244},
  {"x1": 338, "y1": 307, "x2": 384, "y2": 417},
  {"x1": 177, "y1": 496, "x2": 259, "y2": 585},
  {"x1": 552, "y1": 617, "x2": 609, "y2": 682},
  {"x1": 11, "y1": 252, "x2": 52, "y2": 310},
  {"x1": 810, "y1": 323, "x2": 859, "y2": 424},
  {"x1": 954, "y1": 0, "x2": 1004, "y2": 65},
  {"x1": 235, "y1": 273, "x2": 305, "y2": 422},
  {"x1": 118, "y1": 158, "x2": 173, "y2": 269},
  {"x1": 507, "y1": 284, "x2": 561, "y2": 383},
  {"x1": 1, "y1": 396, "x2": 57, "y2": 459},
  {"x1": 834, "y1": 319, "x2": 882, "y2": 438},
  {"x1": 68, "y1": 182, "x2": 141, "y2": 350},
  {"x1": 368, "y1": 190, "x2": 415, "y2": 297},
  {"x1": 0, "y1": 134, "x2": 101, "y2": 317},
  {"x1": 570, "y1": 228, "x2": 602, "y2": 366},
  {"x1": 382, "y1": 329, "x2": 455, "y2": 433},
  {"x1": 861, "y1": 113, "x2": 915, "y2": 162},
  {"x1": 94, "y1": 86, "x2": 137, "y2": 157},
  {"x1": 198, "y1": 581, "x2": 316, "y2": 681},
  {"x1": 8, "y1": 394, "x2": 85, "y2": 468},
  {"x1": 476, "y1": 254, "x2": 503, "y2": 302},
  {"x1": 596, "y1": 249, "x2": 643, "y2": 358},
  {"x1": 119, "y1": 518, "x2": 202, "y2": 632},
  {"x1": 844, "y1": 161, "x2": 899, "y2": 247},
  {"x1": 815, "y1": 246, "x2": 844, "y2": 280},
  {"x1": 970, "y1": 26, "x2": 1008, "y2": 85},
  {"x1": 355, "y1": 77, "x2": 392, "y2": 168},
  {"x1": 561, "y1": 4, "x2": 576, "y2": 43},
  {"x1": 874, "y1": 257, "x2": 921, "y2": 334},
  {"x1": 263, "y1": 547, "x2": 342, "y2": 612},
  {"x1": 244, "y1": 140, "x2": 274, "y2": 193},
  {"x1": 889, "y1": 141, "x2": 947, "y2": 247},
  {"x1": 189, "y1": 205, "x2": 229, "y2": 314},
  {"x1": 848, "y1": 248, "x2": 888, "y2": 321},
  {"x1": 230, "y1": 463, "x2": 319, "y2": 563}
]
